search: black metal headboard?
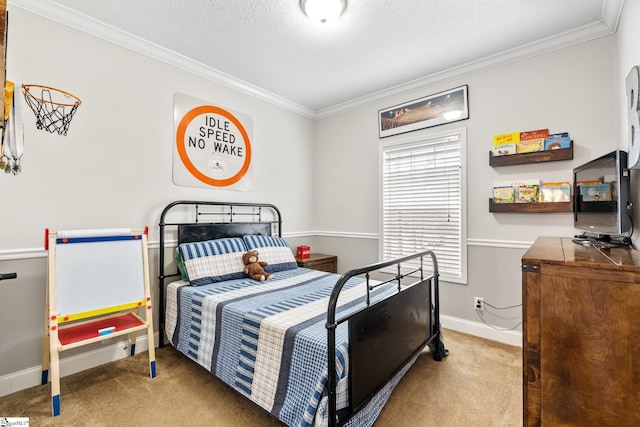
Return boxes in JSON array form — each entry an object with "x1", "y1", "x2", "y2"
[
  {"x1": 157, "y1": 200, "x2": 282, "y2": 346},
  {"x1": 178, "y1": 222, "x2": 272, "y2": 243}
]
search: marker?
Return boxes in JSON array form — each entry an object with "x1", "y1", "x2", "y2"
[{"x1": 98, "y1": 326, "x2": 115, "y2": 336}]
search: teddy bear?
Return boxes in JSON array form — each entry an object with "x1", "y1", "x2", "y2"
[{"x1": 242, "y1": 250, "x2": 272, "y2": 281}]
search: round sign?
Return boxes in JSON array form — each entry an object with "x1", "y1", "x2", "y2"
[{"x1": 175, "y1": 105, "x2": 252, "y2": 186}]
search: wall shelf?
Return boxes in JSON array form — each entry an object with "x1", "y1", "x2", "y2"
[
  {"x1": 489, "y1": 198, "x2": 573, "y2": 213},
  {"x1": 489, "y1": 143, "x2": 573, "y2": 167}
]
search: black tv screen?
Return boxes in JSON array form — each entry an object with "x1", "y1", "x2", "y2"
[{"x1": 573, "y1": 149, "x2": 631, "y2": 240}]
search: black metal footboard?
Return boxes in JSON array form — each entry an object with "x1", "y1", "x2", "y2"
[{"x1": 326, "y1": 250, "x2": 448, "y2": 427}]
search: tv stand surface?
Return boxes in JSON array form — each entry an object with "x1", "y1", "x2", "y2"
[
  {"x1": 522, "y1": 237, "x2": 640, "y2": 426},
  {"x1": 571, "y1": 236, "x2": 593, "y2": 246},
  {"x1": 571, "y1": 234, "x2": 630, "y2": 248}
]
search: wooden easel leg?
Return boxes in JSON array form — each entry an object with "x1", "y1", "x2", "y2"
[
  {"x1": 146, "y1": 310, "x2": 156, "y2": 379},
  {"x1": 140, "y1": 233, "x2": 156, "y2": 378},
  {"x1": 129, "y1": 331, "x2": 137, "y2": 356},
  {"x1": 149, "y1": 356, "x2": 157, "y2": 379},
  {"x1": 49, "y1": 335, "x2": 61, "y2": 416},
  {"x1": 42, "y1": 287, "x2": 50, "y2": 385},
  {"x1": 41, "y1": 334, "x2": 50, "y2": 384},
  {"x1": 46, "y1": 235, "x2": 61, "y2": 416}
]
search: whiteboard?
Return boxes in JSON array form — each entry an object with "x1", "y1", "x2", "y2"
[{"x1": 54, "y1": 235, "x2": 145, "y2": 319}]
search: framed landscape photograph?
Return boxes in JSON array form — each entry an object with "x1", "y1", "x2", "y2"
[{"x1": 379, "y1": 85, "x2": 469, "y2": 138}]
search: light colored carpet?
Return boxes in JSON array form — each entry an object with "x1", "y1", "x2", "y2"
[{"x1": 0, "y1": 329, "x2": 522, "y2": 426}]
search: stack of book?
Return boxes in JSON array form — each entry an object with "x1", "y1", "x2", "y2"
[
  {"x1": 544, "y1": 132, "x2": 571, "y2": 150},
  {"x1": 493, "y1": 180, "x2": 571, "y2": 203},
  {"x1": 517, "y1": 129, "x2": 548, "y2": 153},
  {"x1": 492, "y1": 129, "x2": 571, "y2": 156},
  {"x1": 539, "y1": 182, "x2": 571, "y2": 202},
  {"x1": 577, "y1": 180, "x2": 612, "y2": 202}
]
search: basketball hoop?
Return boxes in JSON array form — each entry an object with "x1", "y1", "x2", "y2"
[{"x1": 22, "y1": 84, "x2": 81, "y2": 136}]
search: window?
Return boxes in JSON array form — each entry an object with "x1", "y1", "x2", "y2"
[{"x1": 380, "y1": 128, "x2": 466, "y2": 282}]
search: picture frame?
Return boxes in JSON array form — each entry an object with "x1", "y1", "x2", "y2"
[{"x1": 378, "y1": 85, "x2": 469, "y2": 138}]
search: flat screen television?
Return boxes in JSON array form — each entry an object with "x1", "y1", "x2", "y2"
[{"x1": 573, "y1": 149, "x2": 632, "y2": 246}]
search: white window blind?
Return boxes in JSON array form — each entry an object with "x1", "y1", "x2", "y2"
[{"x1": 381, "y1": 131, "x2": 464, "y2": 280}]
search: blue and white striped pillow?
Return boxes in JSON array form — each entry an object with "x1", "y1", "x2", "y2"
[
  {"x1": 178, "y1": 237, "x2": 247, "y2": 286},
  {"x1": 242, "y1": 235, "x2": 298, "y2": 272}
]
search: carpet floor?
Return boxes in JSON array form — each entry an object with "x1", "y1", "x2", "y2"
[{"x1": 0, "y1": 329, "x2": 522, "y2": 426}]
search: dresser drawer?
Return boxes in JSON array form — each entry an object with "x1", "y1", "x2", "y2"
[{"x1": 295, "y1": 253, "x2": 337, "y2": 273}]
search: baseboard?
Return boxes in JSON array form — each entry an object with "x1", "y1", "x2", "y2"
[
  {"x1": 440, "y1": 314, "x2": 522, "y2": 347},
  {"x1": 1, "y1": 316, "x2": 520, "y2": 398},
  {"x1": 0, "y1": 333, "x2": 156, "y2": 398}
]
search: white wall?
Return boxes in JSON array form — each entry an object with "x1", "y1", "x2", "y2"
[
  {"x1": 0, "y1": 6, "x2": 315, "y2": 385},
  {"x1": 313, "y1": 35, "x2": 618, "y2": 335},
  {"x1": 1, "y1": 7, "x2": 316, "y2": 251},
  {"x1": 616, "y1": 0, "x2": 640, "y2": 241},
  {"x1": 616, "y1": 0, "x2": 640, "y2": 143}
]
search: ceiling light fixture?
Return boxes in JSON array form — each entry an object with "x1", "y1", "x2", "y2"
[{"x1": 300, "y1": 0, "x2": 346, "y2": 25}]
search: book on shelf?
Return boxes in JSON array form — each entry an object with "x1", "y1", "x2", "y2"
[
  {"x1": 516, "y1": 138, "x2": 544, "y2": 153},
  {"x1": 493, "y1": 179, "x2": 540, "y2": 203},
  {"x1": 492, "y1": 143, "x2": 516, "y2": 156},
  {"x1": 544, "y1": 133, "x2": 571, "y2": 150},
  {"x1": 520, "y1": 129, "x2": 549, "y2": 141},
  {"x1": 493, "y1": 132, "x2": 520, "y2": 146},
  {"x1": 576, "y1": 179, "x2": 603, "y2": 185},
  {"x1": 517, "y1": 185, "x2": 539, "y2": 203},
  {"x1": 539, "y1": 181, "x2": 571, "y2": 202},
  {"x1": 579, "y1": 183, "x2": 612, "y2": 201},
  {"x1": 493, "y1": 186, "x2": 515, "y2": 203},
  {"x1": 547, "y1": 132, "x2": 569, "y2": 139}
]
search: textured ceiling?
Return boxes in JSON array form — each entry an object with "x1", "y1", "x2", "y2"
[{"x1": 14, "y1": 0, "x2": 624, "y2": 117}]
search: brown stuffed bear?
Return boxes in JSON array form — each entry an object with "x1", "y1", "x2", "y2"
[{"x1": 242, "y1": 250, "x2": 272, "y2": 281}]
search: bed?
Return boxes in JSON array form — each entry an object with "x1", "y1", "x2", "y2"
[{"x1": 158, "y1": 200, "x2": 448, "y2": 427}]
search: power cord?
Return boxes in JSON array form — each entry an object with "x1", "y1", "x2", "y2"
[
  {"x1": 625, "y1": 201, "x2": 634, "y2": 245},
  {"x1": 475, "y1": 299, "x2": 522, "y2": 331},
  {"x1": 475, "y1": 310, "x2": 522, "y2": 331},
  {"x1": 482, "y1": 301, "x2": 521, "y2": 310}
]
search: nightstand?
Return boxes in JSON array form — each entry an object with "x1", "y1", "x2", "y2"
[{"x1": 295, "y1": 253, "x2": 337, "y2": 273}]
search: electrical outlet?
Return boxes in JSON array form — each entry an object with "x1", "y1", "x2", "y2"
[{"x1": 474, "y1": 297, "x2": 484, "y2": 311}]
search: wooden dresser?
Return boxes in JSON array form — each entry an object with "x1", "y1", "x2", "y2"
[{"x1": 522, "y1": 237, "x2": 640, "y2": 426}]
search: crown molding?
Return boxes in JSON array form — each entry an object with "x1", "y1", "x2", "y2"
[
  {"x1": 602, "y1": 0, "x2": 625, "y2": 28},
  {"x1": 9, "y1": 0, "x2": 317, "y2": 119},
  {"x1": 316, "y1": 2, "x2": 625, "y2": 119},
  {"x1": 10, "y1": 0, "x2": 625, "y2": 121}
]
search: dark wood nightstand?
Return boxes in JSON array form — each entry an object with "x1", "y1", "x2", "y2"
[{"x1": 295, "y1": 253, "x2": 337, "y2": 273}]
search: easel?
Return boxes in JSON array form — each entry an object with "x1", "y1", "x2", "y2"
[{"x1": 41, "y1": 228, "x2": 156, "y2": 416}]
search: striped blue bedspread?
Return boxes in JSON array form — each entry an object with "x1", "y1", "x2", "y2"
[{"x1": 165, "y1": 267, "x2": 418, "y2": 427}]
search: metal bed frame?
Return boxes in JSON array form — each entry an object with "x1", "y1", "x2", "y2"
[
  {"x1": 158, "y1": 199, "x2": 282, "y2": 347},
  {"x1": 158, "y1": 200, "x2": 448, "y2": 427}
]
